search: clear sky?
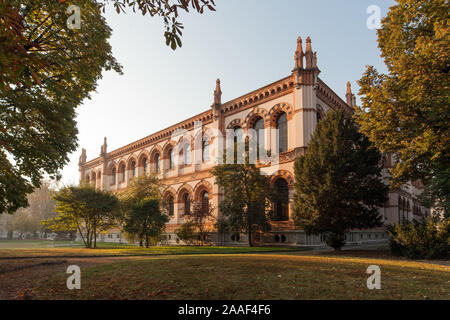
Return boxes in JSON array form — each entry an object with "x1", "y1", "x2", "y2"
[{"x1": 60, "y1": 0, "x2": 395, "y2": 184}]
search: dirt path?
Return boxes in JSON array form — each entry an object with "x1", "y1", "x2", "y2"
[{"x1": 0, "y1": 256, "x2": 140, "y2": 300}]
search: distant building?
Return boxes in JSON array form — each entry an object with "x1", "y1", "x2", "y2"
[{"x1": 78, "y1": 37, "x2": 428, "y2": 246}]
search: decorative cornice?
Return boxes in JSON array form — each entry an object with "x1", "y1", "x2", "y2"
[{"x1": 316, "y1": 79, "x2": 353, "y2": 113}]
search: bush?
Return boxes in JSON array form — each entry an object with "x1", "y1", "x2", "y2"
[
  {"x1": 175, "y1": 221, "x2": 197, "y2": 245},
  {"x1": 324, "y1": 232, "x2": 346, "y2": 251},
  {"x1": 387, "y1": 217, "x2": 450, "y2": 259}
]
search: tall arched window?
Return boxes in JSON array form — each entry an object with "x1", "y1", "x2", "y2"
[
  {"x1": 131, "y1": 161, "x2": 136, "y2": 177},
  {"x1": 143, "y1": 158, "x2": 148, "y2": 174},
  {"x1": 233, "y1": 126, "x2": 243, "y2": 164},
  {"x1": 273, "y1": 178, "x2": 289, "y2": 221},
  {"x1": 183, "y1": 193, "x2": 190, "y2": 215},
  {"x1": 167, "y1": 195, "x2": 174, "y2": 217},
  {"x1": 154, "y1": 153, "x2": 160, "y2": 173},
  {"x1": 253, "y1": 117, "x2": 265, "y2": 159},
  {"x1": 169, "y1": 148, "x2": 175, "y2": 169},
  {"x1": 112, "y1": 168, "x2": 116, "y2": 185},
  {"x1": 184, "y1": 143, "x2": 191, "y2": 165},
  {"x1": 276, "y1": 112, "x2": 287, "y2": 153},
  {"x1": 202, "y1": 137, "x2": 209, "y2": 162},
  {"x1": 121, "y1": 164, "x2": 126, "y2": 182},
  {"x1": 201, "y1": 191, "x2": 209, "y2": 213}
]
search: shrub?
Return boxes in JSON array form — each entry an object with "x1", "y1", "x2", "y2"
[
  {"x1": 175, "y1": 221, "x2": 197, "y2": 245},
  {"x1": 387, "y1": 217, "x2": 449, "y2": 259}
]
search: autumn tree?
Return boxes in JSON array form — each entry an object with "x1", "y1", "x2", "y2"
[
  {"x1": 0, "y1": 0, "x2": 122, "y2": 214},
  {"x1": 0, "y1": 0, "x2": 214, "y2": 214},
  {"x1": 354, "y1": 0, "x2": 449, "y2": 215},
  {"x1": 43, "y1": 184, "x2": 120, "y2": 248},
  {"x1": 212, "y1": 161, "x2": 271, "y2": 247},
  {"x1": 177, "y1": 201, "x2": 215, "y2": 245},
  {"x1": 124, "y1": 197, "x2": 168, "y2": 247},
  {"x1": 293, "y1": 109, "x2": 389, "y2": 250}
]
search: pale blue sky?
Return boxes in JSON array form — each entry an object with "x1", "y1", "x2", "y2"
[{"x1": 61, "y1": 0, "x2": 394, "y2": 184}]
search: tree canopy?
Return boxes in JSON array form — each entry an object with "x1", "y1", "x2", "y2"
[
  {"x1": 43, "y1": 184, "x2": 120, "y2": 248},
  {"x1": 293, "y1": 109, "x2": 389, "y2": 250},
  {"x1": 0, "y1": 0, "x2": 122, "y2": 214},
  {"x1": 124, "y1": 197, "x2": 168, "y2": 247},
  {"x1": 212, "y1": 161, "x2": 272, "y2": 247},
  {"x1": 354, "y1": 0, "x2": 449, "y2": 214}
]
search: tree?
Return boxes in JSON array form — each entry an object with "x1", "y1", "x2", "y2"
[
  {"x1": 124, "y1": 197, "x2": 168, "y2": 248},
  {"x1": 179, "y1": 201, "x2": 216, "y2": 245},
  {"x1": 99, "y1": 0, "x2": 216, "y2": 50},
  {"x1": 0, "y1": 0, "x2": 122, "y2": 214},
  {"x1": 43, "y1": 184, "x2": 120, "y2": 248},
  {"x1": 119, "y1": 174, "x2": 164, "y2": 213},
  {"x1": 212, "y1": 161, "x2": 271, "y2": 247},
  {"x1": 293, "y1": 109, "x2": 389, "y2": 250},
  {"x1": 354, "y1": 0, "x2": 449, "y2": 213},
  {"x1": 175, "y1": 221, "x2": 197, "y2": 245}
]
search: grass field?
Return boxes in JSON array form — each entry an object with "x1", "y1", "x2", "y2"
[
  {"x1": 28, "y1": 254, "x2": 450, "y2": 300},
  {"x1": 0, "y1": 240, "x2": 304, "y2": 258}
]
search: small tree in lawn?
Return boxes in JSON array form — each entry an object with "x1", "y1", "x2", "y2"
[
  {"x1": 124, "y1": 197, "x2": 168, "y2": 248},
  {"x1": 42, "y1": 184, "x2": 120, "y2": 248},
  {"x1": 212, "y1": 160, "x2": 271, "y2": 247},
  {"x1": 293, "y1": 109, "x2": 389, "y2": 250},
  {"x1": 119, "y1": 174, "x2": 164, "y2": 244},
  {"x1": 190, "y1": 201, "x2": 216, "y2": 245}
]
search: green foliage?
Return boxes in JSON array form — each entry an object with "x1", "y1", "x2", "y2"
[
  {"x1": 175, "y1": 221, "x2": 197, "y2": 245},
  {"x1": 419, "y1": 168, "x2": 450, "y2": 218},
  {"x1": 293, "y1": 109, "x2": 389, "y2": 250},
  {"x1": 43, "y1": 184, "x2": 120, "y2": 248},
  {"x1": 387, "y1": 217, "x2": 450, "y2": 259},
  {"x1": 0, "y1": 0, "x2": 122, "y2": 214},
  {"x1": 212, "y1": 161, "x2": 271, "y2": 247},
  {"x1": 354, "y1": 0, "x2": 449, "y2": 209},
  {"x1": 101, "y1": 0, "x2": 216, "y2": 50},
  {"x1": 124, "y1": 197, "x2": 168, "y2": 248},
  {"x1": 119, "y1": 174, "x2": 164, "y2": 217}
]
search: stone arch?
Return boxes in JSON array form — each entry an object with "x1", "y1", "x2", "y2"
[
  {"x1": 176, "y1": 183, "x2": 194, "y2": 203},
  {"x1": 268, "y1": 103, "x2": 294, "y2": 127},
  {"x1": 162, "y1": 187, "x2": 177, "y2": 217},
  {"x1": 194, "y1": 180, "x2": 213, "y2": 202},
  {"x1": 226, "y1": 119, "x2": 242, "y2": 130},
  {"x1": 149, "y1": 145, "x2": 163, "y2": 173},
  {"x1": 270, "y1": 170, "x2": 294, "y2": 189},
  {"x1": 243, "y1": 107, "x2": 269, "y2": 130}
]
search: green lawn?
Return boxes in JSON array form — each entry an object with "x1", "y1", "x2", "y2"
[
  {"x1": 0, "y1": 240, "x2": 305, "y2": 258},
  {"x1": 29, "y1": 254, "x2": 450, "y2": 300}
]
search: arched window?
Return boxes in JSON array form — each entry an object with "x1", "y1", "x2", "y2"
[
  {"x1": 276, "y1": 112, "x2": 287, "y2": 153},
  {"x1": 202, "y1": 137, "x2": 209, "y2": 162},
  {"x1": 183, "y1": 193, "x2": 190, "y2": 215},
  {"x1": 273, "y1": 178, "x2": 289, "y2": 221},
  {"x1": 253, "y1": 117, "x2": 265, "y2": 159},
  {"x1": 112, "y1": 168, "x2": 116, "y2": 185},
  {"x1": 201, "y1": 191, "x2": 209, "y2": 213},
  {"x1": 121, "y1": 164, "x2": 126, "y2": 182},
  {"x1": 154, "y1": 153, "x2": 160, "y2": 173},
  {"x1": 233, "y1": 126, "x2": 243, "y2": 164},
  {"x1": 143, "y1": 158, "x2": 148, "y2": 174},
  {"x1": 169, "y1": 148, "x2": 175, "y2": 169},
  {"x1": 131, "y1": 161, "x2": 136, "y2": 177},
  {"x1": 184, "y1": 143, "x2": 191, "y2": 165},
  {"x1": 167, "y1": 195, "x2": 174, "y2": 217}
]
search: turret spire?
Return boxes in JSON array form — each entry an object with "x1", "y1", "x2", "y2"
[
  {"x1": 213, "y1": 78, "x2": 222, "y2": 105},
  {"x1": 294, "y1": 36, "x2": 304, "y2": 69},
  {"x1": 346, "y1": 81, "x2": 353, "y2": 106},
  {"x1": 305, "y1": 36, "x2": 313, "y2": 68}
]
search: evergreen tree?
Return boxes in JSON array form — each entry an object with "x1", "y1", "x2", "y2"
[
  {"x1": 124, "y1": 197, "x2": 168, "y2": 248},
  {"x1": 212, "y1": 161, "x2": 271, "y2": 247},
  {"x1": 293, "y1": 110, "x2": 389, "y2": 250}
]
